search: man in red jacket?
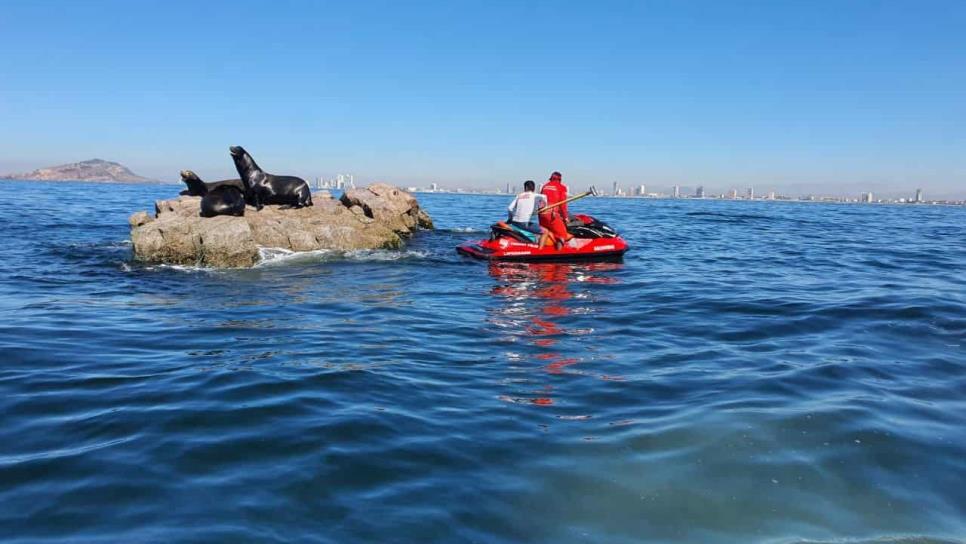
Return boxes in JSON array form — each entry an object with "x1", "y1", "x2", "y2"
[{"x1": 538, "y1": 171, "x2": 571, "y2": 249}]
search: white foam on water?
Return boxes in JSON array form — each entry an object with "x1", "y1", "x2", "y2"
[
  {"x1": 124, "y1": 247, "x2": 432, "y2": 272},
  {"x1": 119, "y1": 262, "x2": 224, "y2": 274},
  {"x1": 343, "y1": 249, "x2": 430, "y2": 262},
  {"x1": 445, "y1": 227, "x2": 484, "y2": 233},
  {"x1": 255, "y1": 246, "x2": 430, "y2": 267},
  {"x1": 149, "y1": 263, "x2": 220, "y2": 273},
  {"x1": 255, "y1": 247, "x2": 334, "y2": 267}
]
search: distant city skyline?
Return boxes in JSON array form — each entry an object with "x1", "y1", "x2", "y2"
[
  {"x1": 410, "y1": 181, "x2": 962, "y2": 205},
  {"x1": 2, "y1": 1, "x2": 965, "y2": 198},
  {"x1": 0, "y1": 157, "x2": 956, "y2": 201}
]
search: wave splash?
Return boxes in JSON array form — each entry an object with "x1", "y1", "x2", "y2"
[{"x1": 256, "y1": 246, "x2": 430, "y2": 267}]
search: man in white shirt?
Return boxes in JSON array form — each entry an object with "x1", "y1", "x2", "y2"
[{"x1": 507, "y1": 180, "x2": 549, "y2": 245}]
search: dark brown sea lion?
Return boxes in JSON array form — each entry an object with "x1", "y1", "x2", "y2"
[
  {"x1": 200, "y1": 185, "x2": 246, "y2": 217},
  {"x1": 179, "y1": 170, "x2": 244, "y2": 196},
  {"x1": 228, "y1": 146, "x2": 312, "y2": 210}
]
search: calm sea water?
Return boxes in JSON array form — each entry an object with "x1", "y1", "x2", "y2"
[{"x1": 0, "y1": 180, "x2": 963, "y2": 543}]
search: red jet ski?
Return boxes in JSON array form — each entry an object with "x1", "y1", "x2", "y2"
[{"x1": 457, "y1": 214, "x2": 629, "y2": 262}]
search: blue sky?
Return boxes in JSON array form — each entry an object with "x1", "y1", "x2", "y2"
[{"x1": 1, "y1": 0, "x2": 964, "y2": 196}]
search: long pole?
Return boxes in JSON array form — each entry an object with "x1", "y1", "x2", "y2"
[{"x1": 537, "y1": 186, "x2": 598, "y2": 214}]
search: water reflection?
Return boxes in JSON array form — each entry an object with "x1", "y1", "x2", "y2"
[{"x1": 487, "y1": 261, "x2": 622, "y2": 407}]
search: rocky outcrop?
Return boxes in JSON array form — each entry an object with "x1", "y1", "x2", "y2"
[
  {"x1": 130, "y1": 184, "x2": 434, "y2": 268},
  {"x1": 340, "y1": 183, "x2": 434, "y2": 232}
]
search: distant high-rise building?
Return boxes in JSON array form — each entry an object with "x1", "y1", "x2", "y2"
[
  {"x1": 915, "y1": 188, "x2": 923, "y2": 203},
  {"x1": 695, "y1": 186, "x2": 705, "y2": 198},
  {"x1": 747, "y1": 187, "x2": 754, "y2": 200},
  {"x1": 332, "y1": 173, "x2": 354, "y2": 190},
  {"x1": 767, "y1": 191, "x2": 776, "y2": 200},
  {"x1": 612, "y1": 181, "x2": 619, "y2": 196},
  {"x1": 862, "y1": 192, "x2": 873, "y2": 203},
  {"x1": 729, "y1": 188, "x2": 738, "y2": 199},
  {"x1": 430, "y1": 182, "x2": 439, "y2": 192},
  {"x1": 506, "y1": 182, "x2": 511, "y2": 194},
  {"x1": 673, "y1": 185, "x2": 680, "y2": 198},
  {"x1": 637, "y1": 184, "x2": 646, "y2": 196}
]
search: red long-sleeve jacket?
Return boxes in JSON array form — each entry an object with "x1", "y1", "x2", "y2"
[{"x1": 540, "y1": 180, "x2": 568, "y2": 219}]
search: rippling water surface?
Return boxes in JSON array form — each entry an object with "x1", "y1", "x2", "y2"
[{"x1": 1, "y1": 181, "x2": 964, "y2": 543}]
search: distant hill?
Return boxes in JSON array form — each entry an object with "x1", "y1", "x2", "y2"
[{"x1": 1, "y1": 159, "x2": 156, "y2": 183}]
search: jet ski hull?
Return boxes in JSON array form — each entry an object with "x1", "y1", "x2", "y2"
[{"x1": 456, "y1": 236, "x2": 628, "y2": 262}]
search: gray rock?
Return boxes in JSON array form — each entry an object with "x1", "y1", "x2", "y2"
[
  {"x1": 130, "y1": 186, "x2": 432, "y2": 268},
  {"x1": 341, "y1": 183, "x2": 435, "y2": 233},
  {"x1": 129, "y1": 211, "x2": 152, "y2": 228}
]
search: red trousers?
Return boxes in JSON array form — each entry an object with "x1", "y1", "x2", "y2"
[{"x1": 539, "y1": 212, "x2": 570, "y2": 242}]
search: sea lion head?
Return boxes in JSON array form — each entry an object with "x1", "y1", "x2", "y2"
[
  {"x1": 179, "y1": 169, "x2": 207, "y2": 196},
  {"x1": 229, "y1": 145, "x2": 261, "y2": 189},
  {"x1": 229, "y1": 145, "x2": 263, "y2": 181}
]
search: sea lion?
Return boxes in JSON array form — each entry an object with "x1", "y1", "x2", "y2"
[
  {"x1": 200, "y1": 185, "x2": 246, "y2": 218},
  {"x1": 179, "y1": 170, "x2": 245, "y2": 196},
  {"x1": 228, "y1": 146, "x2": 313, "y2": 210}
]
